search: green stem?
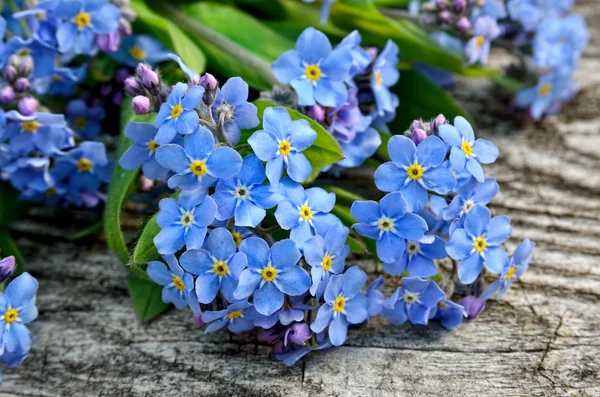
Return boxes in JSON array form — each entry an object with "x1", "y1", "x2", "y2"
[
  {"x1": 148, "y1": 0, "x2": 280, "y2": 88},
  {"x1": 234, "y1": 143, "x2": 251, "y2": 151}
]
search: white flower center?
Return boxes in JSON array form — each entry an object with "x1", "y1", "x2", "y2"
[
  {"x1": 463, "y1": 199, "x2": 475, "y2": 214},
  {"x1": 180, "y1": 211, "x2": 195, "y2": 228},
  {"x1": 403, "y1": 291, "x2": 420, "y2": 305}
]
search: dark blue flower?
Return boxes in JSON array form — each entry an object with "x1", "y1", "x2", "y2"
[
  {"x1": 180, "y1": 227, "x2": 248, "y2": 303},
  {"x1": 65, "y1": 99, "x2": 105, "y2": 140},
  {"x1": 234, "y1": 238, "x2": 311, "y2": 316},
  {"x1": 310, "y1": 266, "x2": 368, "y2": 346},
  {"x1": 382, "y1": 277, "x2": 445, "y2": 325},
  {"x1": 147, "y1": 255, "x2": 194, "y2": 310},
  {"x1": 32, "y1": 64, "x2": 87, "y2": 96},
  {"x1": 430, "y1": 300, "x2": 466, "y2": 330},
  {"x1": 53, "y1": 141, "x2": 112, "y2": 194},
  {"x1": 272, "y1": 27, "x2": 352, "y2": 107},
  {"x1": 3, "y1": 111, "x2": 72, "y2": 156},
  {"x1": 119, "y1": 121, "x2": 169, "y2": 180}
]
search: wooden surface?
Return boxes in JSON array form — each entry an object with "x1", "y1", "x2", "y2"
[{"x1": 2, "y1": 3, "x2": 600, "y2": 396}]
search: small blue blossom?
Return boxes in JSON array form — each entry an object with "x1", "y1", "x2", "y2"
[
  {"x1": 3, "y1": 111, "x2": 72, "y2": 156},
  {"x1": 52, "y1": 141, "x2": 112, "y2": 193},
  {"x1": 383, "y1": 235, "x2": 446, "y2": 278},
  {"x1": 443, "y1": 177, "x2": 499, "y2": 234},
  {"x1": 147, "y1": 255, "x2": 194, "y2": 310},
  {"x1": 303, "y1": 222, "x2": 350, "y2": 298},
  {"x1": 211, "y1": 77, "x2": 259, "y2": 145},
  {"x1": 375, "y1": 135, "x2": 456, "y2": 212},
  {"x1": 507, "y1": 0, "x2": 546, "y2": 32},
  {"x1": 474, "y1": 0, "x2": 507, "y2": 19},
  {"x1": 253, "y1": 295, "x2": 313, "y2": 329},
  {"x1": 371, "y1": 40, "x2": 400, "y2": 116},
  {"x1": 367, "y1": 276, "x2": 385, "y2": 317},
  {"x1": 533, "y1": 15, "x2": 587, "y2": 69},
  {"x1": 465, "y1": 16, "x2": 501, "y2": 66},
  {"x1": 234, "y1": 238, "x2": 311, "y2": 316},
  {"x1": 212, "y1": 154, "x2": 282, "y2": 227},
  {"x1": 111, "y1": 34, "x2": 171, "y2": 68},
  {"x1": 310, "y1": 266, "x2": 368, "y2": 346},
  {"x1": 65, "y1": 99, "x2": 105, "y2": 140},
  {"x1": 54, "y1": 0, "x2": 120, "y2": 54},
  {"x1": 446, "y1": 205, "x2": 512, "y2": 284},
  {"x1": 180, "y1": 227, "x2": 248, "y2": 304},
  {"x1": 248, "y1": 107, "x2": 316, "y2": 185},
  {"x1": 119, "y1": 122, "x2": 169, "y2": 180},
  {"x1": 430, "y1": 300, "x2": 466, "y2": 330},
  {"x1": 335, "y1": 30, "x2": 371, "y2": 83},
  {"x1": 154, "y1": 82, "x2": 204, "y2": 144},
  {"x1": 439, "y1": 116, "x2": 499, "y2": 183},
  {"x1": 272, "y1": 27, "x2": 352, "y2": 107},
  {"x1": 350, "y1": 192, "x2": 428, "y2": 263},
  {"x1": 382, "y1": 277, "x2": 445, "y2": 325},
  {"x1": 0, "y1": 273, "x2": 38, "y2": 354},
  {"x1": 515, "y1": 68, "x2": 575, "y2": 120},
  {"x1": 153, "y1": 190, "x2": 216, "y2": 255},
  {"x1": 275, "y1": 183, "x2": 341, "y2": 245},
  {"x1": 337, "y1": 126, "x2": 382, "y2": 168},
  {"x1": 481, "y1": 239, "x2": 535, "y2": 301},
  {"x1": 155, "y1": 126, "x2": 243, "y2": 190},
  {"x1": 201, "y1": 301, "x2": 257, "y2": 334},
  {"x1": 32, "y1": 64, "x2": 87, "y2": 96}
]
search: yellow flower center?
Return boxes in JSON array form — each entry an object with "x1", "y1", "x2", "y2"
[
  {"x1": 333, "y1": 296, "x2": 346, "y2": 313},
  {"x1": 22, "y1": 121, "x2": 40, "y2": 132},
  {"x1": 437, "y1": 301, "x2": 447, "y2": 308},
  {"x1": 77, "y1": 158, "x2": 93, "y2": 172},
  {"x1": 74, "y1": 12, "x2": 91, "y2": 28},
  {"x1": 539, "y1": 83, "x2": 552, "y2": 96},
  {"x1": 278, "y1": 140, "x2": 291, "y2": 156},
  {"x1": 52, "y1": 74, "x2": 63, "y2": 82},
  {"x1": 213, "y1": 261, "x2": 228, "y2": 276},
  {"x1": 227, "y1": 310, "x2": 242, "y2": 320},
  {"x1": 375, "y1": 70, "x2": 382, "y2": 87},
  {"x1": 4, "y1": 309, "x2": 18, "y2": 324},
  {"x1": 74, "y1": 116, "x2": 87, "y2": 130},
  {"x1": 148, "y1": 140, "x2": 160, "y2": 152},
  {"x1": 232, "y1": 232, "x2": 242, "y2": 248},
  {"x1": 322, "y1": 255, "x2": 333, "y2": 272},
  {"x1": 407, "y1": 164, "x2": 423, "y2": 181},
  {"x1": 474, "y1": 237, "x2": 487, "y2": 252},
  {"x1": 129, "y1": 46, "x2": 146, "y2": 60},
  {"x1": 173, "y1": 276, "x2": 185, "y2": 291},
  {"x1": 506, "y1": 266, "x2": 517, "y2": 280},
  {"x1": 17, "y1": 48, "x2": 30, "y2": 56},
  {"x1": 299, "y1": 205, "x2": 312, "y2": 220},
  {"x1": 462, "y1": 141, "x2": 473, "y2": 156},
  {"x1": 45, "y1": 187, "x2": 57, "y2": 196},
  {"x1": 190, "y1": 160, "x2": 207, "y2": 177},
  {"x1": 171, "y1": 104, "x2": 183, "y2": 119},
  {"x1": 305, "y1": 64, "x2": 321, "y2": 81},
  {"x1": 377, "y1": 216, "x2": 395, "y2": 232},
  {"x1": 476, "y1": 35, "x2": 485, "y2": 48},
  {"x1": 262, "y1": 265, "x2": 278, "y2": 282}
]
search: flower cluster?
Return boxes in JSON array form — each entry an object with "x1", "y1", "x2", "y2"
[
  {"x1": 0, "y1": 2, "x2": 171, "y2": 206},
  {"x1": 267, "y1": 27, "x2": 400, "y2": 169},
  {"x1": 0, "y1": 255, "x2": 39, "y2": 382}
]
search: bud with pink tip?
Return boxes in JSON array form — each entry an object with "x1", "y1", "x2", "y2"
[
  {"x1": 0, "y1": 86, "x2": 16, "y2": 103},
  {"x1": 199, "y1": 73, "x2": 218, "y2": 105},
  {"x1": 96, "y1": 30, "x2": 121, "y2": 52},
  {"x1": 411, "y1": 128, "x2": 428, "y2": 145},
  {"x1": 432, "y1": 114, "x2": 447, "y2": 133},
  {"x1": 18, "y1": 97, "x2": 39, "y2": 116},
  {"x1": 14, "y1": 77, "x2": 30, "y2": 92},
  {"x1": 0, "y1": 256, "x2": 16, "y2": 282},
  {"x1": 124, "y1": 77, "x2": 141, "y2": 95},
  {"x1": 307, "y1": 104, "x2": 325, "y2": 122},
  {"x1": 135, "y1": 63, "x2": 150, "y2": 77},
  {"x1": 365, "y1": 47, "x2": 378, "y2": 60},
  {"x1": 142, "y1": 69, "x2": 159, "y2": 88},
  {"x1": 3, "y1": 65, "x2": 16, "y2": 82},
  {"x1": 439, "y1": 11, "x2": 452, "y2": 24},
  {"x1": 131, "y1": 95, "x2": 151, "y2": 115},
  {"x1": 456, "y1": 16, "x2": 471, "y2": 33}
]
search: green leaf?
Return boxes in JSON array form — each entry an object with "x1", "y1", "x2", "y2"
[
  {"x1": 103, "y1": 100, "x2": 154, "y2": 277},
  {"x1": 183, "y1": 3, "x2": 294, "y2": 62},
  {"x1": 252, "y1": 99, "x2": 344, "y2": 181},
  {"x1": 131, "y1": 0, "x2": 206, "y2": 73},
  {"x1": 389, "y1": 68, "x2": 473, "y2": 133},
  {"x1": 494, "y1": 75, "x2": 529, "y2": 92},
  {"x1": 127, "y1": 273, "x2": 169, "y2": 322},
  {"x1": 0, "y1": 228, "x2": 25, "y2": 274},
  {"x1": 0, "y1": 183, "x2": 28, "y2": 226}
]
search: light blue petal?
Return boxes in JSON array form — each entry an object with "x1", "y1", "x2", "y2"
[
  {"x1": 458, "y1": 253, "x2": 484, "y2": 284},
  {"x1": 286, "y1": 153, "x2": 312, "y2": 183},
  {"x1": 271, "y1": 239, "x2": 301, "y2": 269},
  {"x1": 484, "y1": 246, "x2": 509, "y2": 274},
  {"x1": 379, "y1": 191, "x2": 408, "y2": 218},
  {"x1": 290, "y1": 119, "x2": 317, "y2": 151},
  {"x1": 464, "y1": 205, "x2": 490, "y2": 237},
  {"x1": 265, "y1": 156, "x2": 285, "y2": 185},
  {"x1": 486, "y1": 215, "x2": 512, "y2": 245},
  {"x1": 400, "y1": 182, "x2": 428, "y2": 212},
  {"x1": 5, "y1": 273, "x2": 38, "y2": 308},
  {"x1": 446, "y1": 229, "x2": 473, "y2": 259},
  {"x1": 472, "y1": 139, "x2": 498, "y2": 164},
  {"x1": 466, "y1": 156, "x2": 484, "y2": 182},
  {"x1": 454, "y1": 116, "x2": 475, "y2": 141},
  {"x1": 206, "y1": 147, "x2": 242, "y2": 178},
  {"x1": 154, "y1": 224, "x2": 185, "y2": 255},
  {"x1": 195, "y1": 273, "x2": 219, "y2": 304},
  {"x1": 342, "y1": 266, "x2": 367, "y2": 299},
  {"x1": 394, "y1": 213, "x2": 428, "y2": 241},
  {"x1": 254, "y1": 282, "x2": 284, "y2": 316},
  {"x1": 248, "y1": 130, "x2": 278, "y2": 161},
  {"x1": 239, "y1": 237, "x2": 270, "y2": 269},
  {"x1": 329, "y1": 314, "x2": 348, "y2": 346},
  {"x1": 272, "y1": 50, "x2": 304, "y2": 84},
  {"x1": 235, "y1": 200, "x2": 266, "y2": 227},
  {"x1": 387, "y1": 135, "x2": 416, "y2": 167},
  {"x1": 295, "y1": 27, "x2": 331, "y2": 64},
  {"x1": 416, "y1": 136, "x2": 446, "y2": 168},
  {"x1": 179, "y1": 249, "x2": 213, "y2": 275},
  {"x1": 421, "y1": 167, "x2": 456, "y2": 195},
  {"x1": 184, "y1": 126, "x2": 215, "y2": 159},
  {"x1": 233, "y1": 269, "x2": 262, "y2": 300},
  {"x1": 291, "y1": 78, "x2": 315, "y2": 106},
  {"x1": 275, "y1": 266, "x2": 311, "y2": 296},
  {"x1": 155, "y1": 144, "x2": 190, "y2": 173},
  {"x1": 438, "y1": 124, "x2": 462, "y2": 147},
  {"x1": 374, "y1": 162, "x2": 404, "y2": 192},
  {"x1": 310, "y1": 304, "x2": 333, "y2": 333},
  {"x1": 377, "y1": 232, "x2": 405, "y2": 263}
]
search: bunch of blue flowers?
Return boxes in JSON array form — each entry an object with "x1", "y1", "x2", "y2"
[
  {"x1": 0, "y1": 255, "x2": 39, "y2": 382},
  {"x1": 0, "y1": 1, "x2": 171, "y2": 206},
  {"x1": 129, "y1": 50, "x2": 534, "y2": 366}
]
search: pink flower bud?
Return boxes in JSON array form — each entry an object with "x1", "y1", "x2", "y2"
[
  {"x1": 135, "y1": 63, "x2": 150, "y2": 77},
  {"x1": 131, "y1": 95, "x2": 151, "y2": 115},
  {"x1": 307, "y1": 105, "x2": 325, "y2": 122},
  {"x1": 96, "y1": 31, "x2": 121, "y2": 52},
  {"x1": 365, "y1": 47, "x2": 378, "y2": 60},
  {"x1": 124, "y1": 77, "x2": 140, "y2": 95},
  {"x1": 0, "y1": 256, "x2": 16, "y2": 279},
  {"x1": 142, "y1": 69, "x2": 159, "y2": 88},
  {"x1": 18, "y1": 97, "x2": 39, "y2": 116},
  {"x1": 456, "y1": 16, "x2": 471, "y2": 33},
  {"x1": 3, "y1": 65, "x2": 16, "y2": 81},
  {"x1": 0, "y1": 86, "x2": 16, "y2": 103},
  {"x1": 14, "y1": 77, "x2": 30, "y2": 92},
  {"x1": 411, "y1": 128, "x2": 428, "y2": 145},
  {"x1": 199, "y1": 73, "x2": 218, "y2": 91}
]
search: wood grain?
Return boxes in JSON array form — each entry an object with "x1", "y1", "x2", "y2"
[{"x1": 1, "y1": 1, "x2": 599, "y2": 395}]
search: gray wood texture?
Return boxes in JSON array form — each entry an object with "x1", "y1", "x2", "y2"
[{"x1": 1, "y1": 1, "x2": 599, "y2": 395}]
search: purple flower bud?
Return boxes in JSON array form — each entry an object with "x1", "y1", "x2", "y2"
[
  {"x1": 0, "y1": 256, "x2": 16, "y2": 280},
  {"x1": 0, "y1": 86, "x2": 16, "y2": 103},
  {"x1": 307, "y1": 104, "x2": 325, "y2": 122},
  {"x1": 439, "y1": 10, "x2": 452, "y2": 24},
  {"x1": 432, "y1": 114, "x2": 447, "y2": 132},
  {"x1": 14, "y1": 77, "x2": 30, "y2": 93},
  {"x1": 124, "y1": 77, "x2": 141, "y2": 95},
  {"x1": 411, "y1": 128, "x2": 428, "y2": 145},
  {"x1": 96, "y1": 30, "x2": 121, "y2": 52},
  {"x1": 284, "y1": 322, "x2": 311, "y2": 347},
  {"x1": 199, "y1": 73, "x2": 218, "y2": 105},
  {"x1": 135, "y1": 63, "x2": 150, "y2": 77},
  {"x1": 3, "y1": 65, "x2": 16, "y2": 81},
  {"x1": 261, "y1": 328, "x2": 280, "y2": 343},
  {"x1": 456, "y1": 16, "x2": 471, "y2": 33},
  {"x1": 142, "y1": 69, "x2": 159, "y2": 88},
  {"x1": 192, "y1": 313, "x2": 205, "y2": 328},
  {"x1": 435, "y1": 0, "x2": 448, "y2": 10},
  {"x1": 460, "y1": 296, "x2": 486, "y2": 318},
  {"x1": 453, "y1": 0, "x2": 467, "y2": 13},
  {"x1": 131, "y1": 95, "x2": 151, "y2": 115},
  {"x1": 365, "y1": 47, "x2": 378, "y2": 60},
  {"x1": 18, "y1": 97, "x2": 39, "y2": 116}
]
